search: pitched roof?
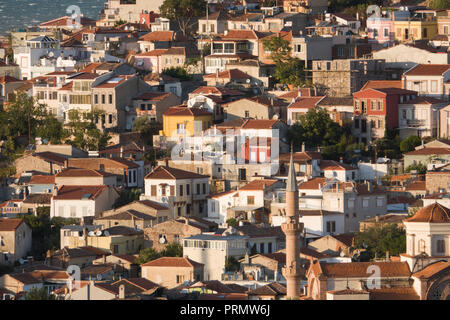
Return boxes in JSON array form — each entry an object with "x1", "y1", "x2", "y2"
[
  {"x1": 191, "y1": 86, "x2": 245, "y2": 96},
  {"x1": 67, "y1": 157, "x2": 139, "y2": 169},
  {"x1": 298, "y1": 177, "x2": 327, "y2": 190},
  {"x1": 319, "y1": 261, "x2": 411, "y2": 278},
  {"x1": 239, "y1": 179, "x2": 279, "y2": 191},
  {"x1": 134, "y1": 92, "x2": 171, "y2": 101},
  {"x1": 141, "y1": 257, "x2": 204, "y2": 268},
  {"x1": 412, "y1": 261, "x2": 450, "y2": 279},
  {"x1": 405, "y1": 147, "x2": 450, "y2": 155},
  {"x1": 405, "y1": 181, "x2": 426, "y2": 191},
  {"x1": 104, "y1": 226, "x2": 143, "y2": 236},
  {"x1": 34, "y1": 152, "x2": 67, "y2": 165},
  {"x1": 56, "y1": 168, "x2": 114, "y2": 178},
  {"x1": 279, "y1": 152, "x2": 322, "y2": 163},
  {"x1": 53, "y1": 185, "x2": 108, "y2": 200},
  {"x1": 320, "y1": 160, "x2": 356, "y2": 171},
  {"x1": 361, "y1": 80, "x2": 402, "y2": 90},
  {"x1": 29, "y1": 175, "x2": 55, "y2": 184},
  {"x1": 8, "y1": 273, "x2": 41, "y2": 285},
  {"x1": 405, "y1": 202, "x2": 450, "y2": 223},
  {"x1": 139, "y1": 31, "x2": 174, "y2": 42},
  {"x1": 288, "y1": 96, "x2": 325, "y2": 109},
  {"x1": 369, "y1": 287, "x2": 420, "y2": 300},
  {"x1": 402, "y1": 96, "x2": 446, "y2": 105},
  {"x1": 0, "y1": 218, "x2": 24, "y2": 231},
  {"x1": 136, "y1": 200, "x2": 169, "y2": 211},
  {"x1": 279, "y1": 88, "x2": 315, "y2": 99},
  {"x1": 404, "y1": 64, "x2": 450, "y2": 76},
  {"x1": 23, "y1": 193, "x2": 52, "y2": 205},
  {"x1": 145, "y1": 166, "x2": 209, "y2": 180},
  {"x1": 203, "y1": 69, "x2": 251, "y2": 79},
  {"x1": 163, "y1": 105, "x2": 212, "y2": 117},
  {"x1": 248, "y1": 283, "x2": 286, "y2": 296},
  {"x1": 96, "y1": 210, "x2": 156, "y2": 221},
  {"x1": 240, "y1": 119, "x2": 282, "y2": 129}
]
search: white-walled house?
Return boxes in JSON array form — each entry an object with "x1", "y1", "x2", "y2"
[
  {"x1": 50, "y1": 185, "x2": 120, "y2": 219},
  {"x1": 403, "y1": 64, "x2": 450, "y2": 101},
  {"x1": 401, "y1": 202, "x2": 450, "y2": 272},
  {"x1": 141, "y1": 166, "x2": 210, "y2": 219},
  {"x1": 398, "y1": 96, "x2": 447, "y2": 139}
]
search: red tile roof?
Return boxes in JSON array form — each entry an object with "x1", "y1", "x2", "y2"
[
  {"x1": 288, "y1": 96, "x2": 325, "y2": 109},
  {"x1": 369, "y1": 287, "x2": 420, "y2": 300},
  {"x1": 145, "y1": 166, "x2": 209, "y2": 180},
  {"x1": 203, "y1": 69, "x2": 251, "y2": 79},
  {"x1": 403, "y1": 96, "x2": 446, "y2": 105},
  {"x1": 361, "y1": 80, "x2": 402, "y2": 90},
  {"x1": 56, "y1": 168, "x2": 114, "y2": 178},
  {"x1": 163, "y1": 105, "x2": 212, "y2": 117},
  {"x1": 405, "y1": 147, "x2": 450, "y2": 155},
  {"x1": 141, "y1": 257, "x2": 204, "y2": 268},
  {"x1": 29, "y1": 175, "x2": 55, "y2": 184},
  {"x1": 405, "y1": 181, "x2": 426, "y2": 191},
  {"x1": 240, "y1": 119, "x2": 283, "y2": 129},
  {"x1": 298, "y1": 177, "x2": 327, "y2": 190},
  {"x1": 412, "y1": 261, "x2": 450, "y2": 279},
  {"x1": 53, "y1": 185, "x2": 108, "y2": 200},
  {"x1": 191, "y1": 86, "x2": 245, "y2": 96},
  {"x1": 319, "y1": 261, "x2": 411, "y2": 278},
  {"x1": 0, "y1": 75, "x2": 21, "y2": 84},
  {"x1": 239, "y1": 179, "x2": 278, "y2": 191},
  {"x1": 139, "y1": 31, "x2": 175, "y2": 42},
  {"x1": 0, "y1": 218, "x2": 24, "y2": 231},
  {"x1": 405, "y1": 202, "x2": 450, "y2": 223},
  {"x1": 134, "y1": 92, "x2": 171, "y2": 101},
  {"x1": 404, "y1": 64, "x2": 450, "y2": 76}
]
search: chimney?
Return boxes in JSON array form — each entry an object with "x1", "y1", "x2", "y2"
[
  {"x1": 119, "y1": 284, "x2": 125, "y2": 299},
  {"x1": 375, "y1": 214, "x2": 380, "y2": 223},
  {"x1": 301, "y1": 142, "x2": 305, "y2": 153},
  {"x1": 340, "y1": 157, "x2": 343, "y2": 164},
  {"x1": 53, "y1": 186, "x2": 58, "y2": 197},
  {"x1": 386, "y1": 250, "x2": 390, "y2": 261},
  {"x1": 120, "y1": 146, "x2": 124, "y2": 158},
  {"x1": 367, "y1": 181, "x2": 373, "y2": 193}
]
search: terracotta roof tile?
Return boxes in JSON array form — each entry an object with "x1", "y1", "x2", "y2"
[
  {"x1": 288, "y1": 96, "x2": 325, "y2": 109},
  {"x1": 239, "y1": 179, "x2": 278, "y2": 191},
  {"x1": 141, "y1": 257, "x2": 204, "y2": 268},
  {"x1": 298, "y1": 177, "x2": 327, "y2": 190},
  {"x1": 0, "y1": 218, "x2": 24, "y2": 231},
  {"x1": 361, "y1": 80, "x2": 402, "y2": 90},
  {"x1": 248, "y1": 283, "x2": 286, "y2": 296},
  {"x1": 404, "y1": 64, "x2": 450, "y2": 76},
  {"x1": 29, "y1": 175, "x2": 55, "y2": 184},
  {"x1": 240, "y1": 119, "x2": 282, "y2": 129},
  {"x1": 412, "y1": 261, "x2": 450, "y2": 279},
  {"x1": 53, "y1": 185, "x2": 108, "y2": 200},
  {"x1": 56, "y1": 168, "x2": 114, "y2": 178},
  {"x1": 203, "y1": 69, "x2": 251, "y2": 79},
  {"x1": 405, "y1": 202, "x2": 450, "y2": 223},
  {"x1": 319, "y1": 261, "x2": 411, "y2": 278},
  {"x1": 405, "y1": 147, "x2": 450, "y2": 155},
  {"x1": 163, "y1": 105, "x2": 212, "y2": 117},
  {"x1": 145, "y1": 166, "x2": 209, "y2": 180},
  {"x1": 369, "y1": 287, "x2": 420, "y2": 300}
]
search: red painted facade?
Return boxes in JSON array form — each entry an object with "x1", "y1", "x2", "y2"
[{"x1": 353, "y1": 88, "x2": 418, "y2": 130}]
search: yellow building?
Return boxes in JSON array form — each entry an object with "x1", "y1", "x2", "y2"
[
  {"x1": 162, "y1": 105, "x2": 213, "y2": 138},
  {"x1": 64, "y1": 226, "x2": 144, "y2": 255},
  {"x1": 394, "y1": 19, "x2": 438, "y2": 42}
]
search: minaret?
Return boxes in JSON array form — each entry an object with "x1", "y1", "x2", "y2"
[{"x1": 282, "y1": 150, "x2": 304, "y2": 299}]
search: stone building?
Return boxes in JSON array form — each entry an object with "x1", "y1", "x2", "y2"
[{"x1": 312, "y1": 59, "x2": 387, "y2": 97}]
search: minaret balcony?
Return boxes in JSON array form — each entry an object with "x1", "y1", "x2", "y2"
[{"x1": 282, "y1": 222, "x2": 303, "y2": 234}]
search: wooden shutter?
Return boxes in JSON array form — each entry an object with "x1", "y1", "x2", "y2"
[
  {"x1": 170, "y1": 185, "x2": 175, "y2": 196},
  {"x1": 151, "y1": 185, "x2": 156, "y2": 196}
]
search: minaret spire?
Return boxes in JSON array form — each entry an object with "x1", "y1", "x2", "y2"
[{"x1": 282, "y1": 143, "x2": 304, "y2": 299}]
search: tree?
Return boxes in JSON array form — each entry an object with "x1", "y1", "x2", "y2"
[
  {"x1": 114, "y1": 19, "x2": 128, "y2": 27},
  {"x1": 162, "y1": 66, "x2": 192, "y2": 81},
  {"x1": 160, "y1": 0, "x2": 206, "y2": 36},
  {"x1": 288, "y1": 108, "x2": 345, "y2": 148},
  {"x1": 226, "y1": 218, "x2": 238, "y2": 227},
  {"x1": 400, "y1": 135, "x2": 421, "y2": 154},
  {"x1": 429, "y1": 0, "x2": 450, "y2": 9},
  {"x1": 113, "y1": 188, "x2": 142, "y2": 208},
  {"x1": 354, "y1": 225, "x2": 406, "y2": 260},
  {"x1": 405, "y1": 163, "x2": 427, "y2": 174},
  {"x1": 225, "y1": 256, "x2": 240, "y2": 272},
  {"x1": 35, "y1": 115, "x2": 66, "y2": 144},
  {"x1": 136, "y1": 248, "x2": 161, "y2": 265},
  {"x1": 132, "y1": 116, "x2": 161, "y2": 146},
  {"x1": 161, "y1": 242, "x2": 183, "y2": 257},
  {"x1": 24, "y1": 287, "x2": 56, "y2": 300},
  {"x1": 65, "y1": 109, "x2": 111, "y2": 151},
  {"x1": 6, "y1": 93, "x2": 47, "y2": 144},
  {"x1": 262, "y1": 36, "x2": 306, "y2": 87}
]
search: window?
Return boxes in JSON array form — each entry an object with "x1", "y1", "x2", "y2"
[
  {"x1": 196, "y1": 184, "x2": 200, "y2": 195},
  {"x1": 186, "y1": 184, "x2": 190, "y2": 196},
  {"x1": 203, "y1": 183, "x2": 207, "y2": 194},
  {"x1": 102, "y1": 94, "x2": 105, "y2": 104},
  {"x1": 108, "y1": 94, "x2": 113, "y2": 104},
  {"x1": 170, "y1": 185, "x2": 175, "y2": 196},
  {"x1": 431, "y1": 80, "x2": 438, "y2": 93},
  {"x1": 179, "y1": 185, "x2": 184, "y2": 197},
  {"x1": 338, "y1": 47, "x2": 345, "y2": 57},
  {"x1": 177, "y1": 123, "x2": 185, "y2": 134},
  {"x1": 176, "y1": 275, "x2": 185, "y2": 284},
  {"x1": 151, "y1": 185, "x2": 156, "y2": 196},
  {"x1": 244, "y1": 110, "x2": 250, "y2": 118},
  {"x1": 94, "y1": 94, "x2": 98, "y2": 104},
  {"x1": 113, "y1": 245, "x2": 119, "y2": 254},
  {"x1": 363, "y1": 198, "x2": 369, "y2": 208},
  {"x1": 376, "y1": 198, "x2": 383, "y2": 207},
  {"x1": 161, "y1": 185, "x2": 166, "y2": 196},
  {"x1": 435, "y1": 239, "x2": 446, "y2": 254},
  {"x1": 384, "y1": 28, "x2": 389, "y2": 37},
  {"x1": 177, "y1": 207, "x2": 181, "y2": 217},
  {"x1": 247, "y1": 196, "x2": 255, "y2": 205},
  {"x1": 371, "y1": 100, "x2": 376, "y2": 110},
  {"x1": 326, "y1": 221, "x2": 336, "y2": 233},
  {"x1": 259, "y1": 243, "x2": 265, "y2": 253},
  {"x1": 108, "y1": 114, "x2": 113, "y2": 124},
  {"x1": 348, "y1": 199, "x2": 355, "y2": 208},
  {"x1": 377, "y1": 101, "x2": 383, "y2": 111}
]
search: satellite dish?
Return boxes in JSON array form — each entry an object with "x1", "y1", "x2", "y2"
[
  {"x1": 159, "y1": 235, "x2": 167, "y2": 244},
  {"x1": 104, "y1": 230, "x2": 110, "y2": 237},
  {"x1": 125, "y1": 106, "x2": 130, "y2": 112},
  {"x1": 96, "y1": 230, "x2": 103, "y2": 236},
  {"x1": 48, "y1": 51, "x2": 54, "y2": 58},
  {"x1": 97, "y1": 274, "x2": 103, "y2": 281},
  {"x1": 88, "y1": 231, "x2": 96, "y2": 236}
]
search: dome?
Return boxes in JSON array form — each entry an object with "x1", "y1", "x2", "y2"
[{"x1": 405, "y1": 202, "x2": 450, "y2": 223}]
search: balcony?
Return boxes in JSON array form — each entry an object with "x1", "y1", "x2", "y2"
[{"x1": 400, "y1": 119, "x2": 426, "y2": 128}]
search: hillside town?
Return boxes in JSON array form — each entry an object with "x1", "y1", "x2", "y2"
[{"x1": 0, "y1": 0, "x2": 449, "y2": 301}]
